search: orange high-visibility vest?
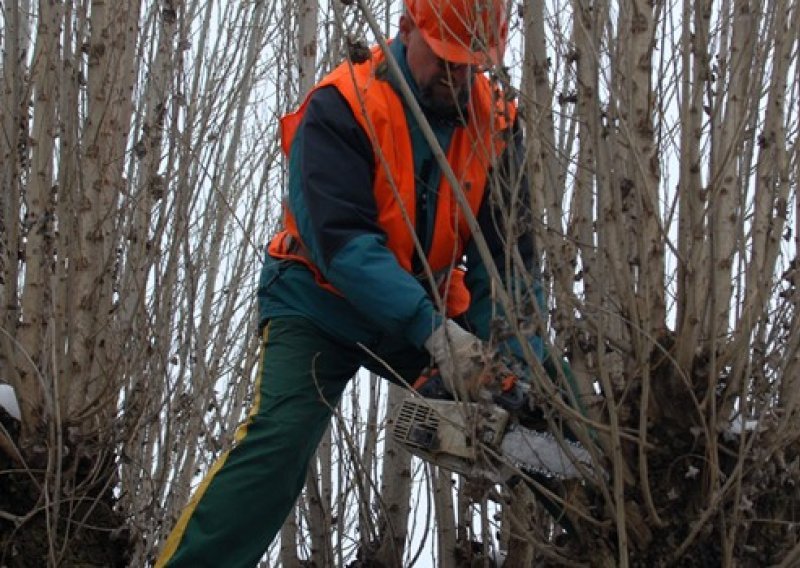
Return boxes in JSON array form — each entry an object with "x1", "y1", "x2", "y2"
[{"x1": 269, "y1": 45, "x2": 516, "y2": 317}]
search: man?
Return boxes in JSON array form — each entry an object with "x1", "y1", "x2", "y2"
[{"x1": 156, "y1": 0, "x2": 544, "y2": 565}]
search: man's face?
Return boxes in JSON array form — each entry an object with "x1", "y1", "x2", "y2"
[{"x1": 399, "y1": 14, "x2": 471, "y2": 117}]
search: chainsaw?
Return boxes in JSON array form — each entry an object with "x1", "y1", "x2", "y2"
[{"x1": 391, "y1": 366, "x2": 600, "y2": 483}]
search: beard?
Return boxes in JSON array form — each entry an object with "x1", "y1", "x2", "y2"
[{"x1": 418, "y1": 80, "x2": 470, "y2": 122}]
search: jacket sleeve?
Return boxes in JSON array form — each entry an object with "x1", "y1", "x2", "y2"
[
  {"x1": 462, "y1": 120, "x2": 545, "y2": 361},
  {"x1": 287, "y1": 86, "x2": 443, "y2": 348}
]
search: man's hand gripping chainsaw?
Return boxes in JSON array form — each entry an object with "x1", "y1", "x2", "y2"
[{"x1": 392, "y1": 361, "x2": 601, "y2": 482}]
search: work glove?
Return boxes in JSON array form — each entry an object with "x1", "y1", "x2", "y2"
[{"x1": 424, "y1": 319, "x2": 486, "y2": 400}]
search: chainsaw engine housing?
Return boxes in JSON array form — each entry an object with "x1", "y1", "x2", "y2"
[{"x1": 392, "y1": 398, "x2": 509, "y2": 480}]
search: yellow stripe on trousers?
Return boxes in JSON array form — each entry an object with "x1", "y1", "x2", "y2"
[{"x1": 154, "y1": 324, "x2": 271, "y2": 567}]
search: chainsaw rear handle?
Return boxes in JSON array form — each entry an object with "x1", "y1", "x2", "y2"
[
  {"x1": 491, "y1": 382, "x2": 526, "y2": 411},
  {"x1": 411, "y1": 368, "x2": 452, "y2": 400},
  {"x1": 412, "y1": 366, "x2": 527, "y2": 412}
]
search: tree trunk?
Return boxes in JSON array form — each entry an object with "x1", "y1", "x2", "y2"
[
  {"x1": 432, "y1": 467, "x2": 457, "y2": 568},
  {"x1": 374, "y1": 385, "x2": 413, "y2": 567}
]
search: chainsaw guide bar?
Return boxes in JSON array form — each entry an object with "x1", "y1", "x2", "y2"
[{"x1": 392, "y1": 397, "x2": 596, "y2": 482}]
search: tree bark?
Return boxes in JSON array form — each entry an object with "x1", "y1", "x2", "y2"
[{"x1": 374, "y1": 385, "x2": 413, "y2": 567}]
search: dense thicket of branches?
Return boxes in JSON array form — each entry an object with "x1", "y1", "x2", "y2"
[
  {"x1": 0, "y1": 0, "x2": 798, "y2": 566},
  {"x1": 517, "y1": 0, "x2": 800, "y2": 563}
]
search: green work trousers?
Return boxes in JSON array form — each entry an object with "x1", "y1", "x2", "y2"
[{"x1": 156, "y1": 316, "x2": 429, "y2": 567}]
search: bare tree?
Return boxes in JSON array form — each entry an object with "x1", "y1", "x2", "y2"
[
  {"x1": 1, "y1": 0, "x2": 282, "y2": 564},
  {"x1": 510, "y1": 0, "x2": 800, "y2": 563}
]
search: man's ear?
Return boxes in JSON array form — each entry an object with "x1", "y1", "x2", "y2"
[{"x1": 398, "y1": 13, "x2": 412, "y2": 45}]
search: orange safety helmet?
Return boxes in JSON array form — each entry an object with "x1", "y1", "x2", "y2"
[{"x1": 404, "y1": 0, "x2": 508, "y2": 67}]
